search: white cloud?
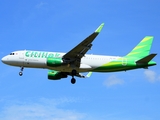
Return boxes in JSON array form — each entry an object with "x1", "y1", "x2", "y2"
[
  {"x1": 0, "y1": 98, "x2": 85, "y2": 120},
  {"x1": 144, "y1": 70, "x2": 160, "y2": 83},
  {"x1": 103, "y1": 75, "x2": 124, "y2": 87},
  {"x1": 35, "y1": 2, "x2": 47, "y2": 9}
]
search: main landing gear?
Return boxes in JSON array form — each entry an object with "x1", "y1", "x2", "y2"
[
  {"x1": 19, "y1": 67, "x2": 24, "y2": 76},
  {"x1": 71, "y1": 69, "x2": 76, "y2": 84}
]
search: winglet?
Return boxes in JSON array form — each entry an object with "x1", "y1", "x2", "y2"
[
  {"x1": 95, "y1": 23, "x2": 104, "y2": 33},
  {"x1": 86, "y1": 72, "x2": 92, "y2": 78}
]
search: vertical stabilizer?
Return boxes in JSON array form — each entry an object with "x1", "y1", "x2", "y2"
[{"x1": 126, "y1": 36, "x2": 154, "y2": 58}]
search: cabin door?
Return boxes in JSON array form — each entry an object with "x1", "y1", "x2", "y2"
[{"x1": 122, "y1": 58, "x2": 127, "y2": 66}]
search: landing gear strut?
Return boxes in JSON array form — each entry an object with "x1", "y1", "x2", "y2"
[
  {"x1": 19, "y1": 67, "x2": 24, "y2": 76},
  {"x1": 71, "y1": 69, "x2": 77, "y2": 84},
  {"x1": 72, "y1": 69, "x2": 76, "y2": 76}
]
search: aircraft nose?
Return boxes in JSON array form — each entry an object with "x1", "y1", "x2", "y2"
[{"x1": 1, "y1": 56, "x2": 8, "y2": 64}]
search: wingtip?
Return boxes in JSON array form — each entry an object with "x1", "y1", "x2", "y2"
[
  {"x1": 95, "y1": 23, "x2": 105, "y2": 33},
  {"x1": 86, "y1": 72, "x2": 92, "y2": 78}
]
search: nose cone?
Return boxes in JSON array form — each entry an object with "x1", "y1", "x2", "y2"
[{"x1": 1, "y1": 56, "x2": 8, "y2": 64}]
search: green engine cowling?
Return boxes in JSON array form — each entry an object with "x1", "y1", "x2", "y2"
[
  {"x1": 47, "y1": 57, "x2": 63, "y2": 67},
  {"x1": 48, "y1": 70, "x2": 67, "y2": 80}
]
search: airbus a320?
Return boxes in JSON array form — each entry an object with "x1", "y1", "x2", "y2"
[{"x1": 1, "y1": 23, "x2": 157, "y2": 84}]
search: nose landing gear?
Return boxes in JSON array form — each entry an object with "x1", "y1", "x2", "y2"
[{"x1": 19, "y1": 67, "x2": 24, "y2": 76}]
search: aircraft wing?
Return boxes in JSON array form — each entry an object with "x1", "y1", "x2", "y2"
[{"x1": 62, "y1": 23, "x2": 104, "y2": 67}]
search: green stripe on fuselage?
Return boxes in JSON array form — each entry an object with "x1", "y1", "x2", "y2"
[
  {"x1": 92, "y1": 58, "x2": 132, "y2": 72},
  {"x1": 92, "y1": 56, "x2": 156, "y2": 72}
]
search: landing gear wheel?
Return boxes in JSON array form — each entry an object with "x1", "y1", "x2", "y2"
[
  {"x1": 19, "y1": 72, "x2": 23, "y2": 76},
  {"x1": 71, "y1": 78, "x2": 76, "y2": 84}
]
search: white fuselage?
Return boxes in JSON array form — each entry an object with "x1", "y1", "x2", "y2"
[{"x1": 1, "y1": 50, "x2": 121, "y2": 72}]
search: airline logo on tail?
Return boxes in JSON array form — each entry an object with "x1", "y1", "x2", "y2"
[
  {"x1": 126, "y1": 36, "x2": 154, "y2": 58},
  {"x1": 125, "y1": 36, "x2": 157, "y2": 66}
]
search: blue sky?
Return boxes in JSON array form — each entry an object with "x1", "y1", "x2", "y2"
[{"x1": 0, "y1": 0, "x2": 160, "y2": 120}]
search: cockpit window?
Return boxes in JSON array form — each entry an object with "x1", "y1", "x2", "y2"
[{"x1": 10, "y1": 53, "x2": 15, "y2": 55}]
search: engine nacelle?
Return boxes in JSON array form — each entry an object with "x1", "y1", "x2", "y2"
[
  {"x1": 47, "y1": 57, "x2": 63, "y2": 67},
  {"x1": 48, "y1": 70, "x2": 67, "y2": 80}
]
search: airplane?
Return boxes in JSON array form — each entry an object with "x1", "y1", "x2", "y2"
[{"x1": 1, "y1": 23, "x2": 157, "y2": 84}]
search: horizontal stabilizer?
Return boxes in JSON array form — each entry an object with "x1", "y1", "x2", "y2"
[{"x1": 136, "y1": 54, "x2": 157, "y2": 64}]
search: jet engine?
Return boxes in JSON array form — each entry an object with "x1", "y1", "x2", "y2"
[
  {"x1": 48, "y1": 70, "x2": 67, "y2": 80},
  {"x1": 47, "y1": 57, "x2": 63, "y2": 67}
]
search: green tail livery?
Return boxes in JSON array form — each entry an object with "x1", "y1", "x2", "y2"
[
  {"x1": 1, "y1": 23, "x2": 157, "y2": 84},
  {"x1": 94, "y1": 36, "x2": 156, "y2": 72}
]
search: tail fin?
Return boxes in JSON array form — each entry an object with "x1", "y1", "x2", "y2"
[{"x1": 125, "y1": 36, "x2": 154, "y2": 58}]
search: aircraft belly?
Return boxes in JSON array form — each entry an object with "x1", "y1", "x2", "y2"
[
  {"x1": 80, "y1": 64, "x2": 92, "y2": 69},
  {"x1": 81, "y1": 59, "x2": 109, "y2": 68},
  {"x1": 47, "y1": 65, "x2": 92, "y2": 73},
  {"x1": 24, "y1": 58, "x2": 46, "y2": 68},
  {"x1": 9, "y1": 60, "x2": 24, "y2": 66}
]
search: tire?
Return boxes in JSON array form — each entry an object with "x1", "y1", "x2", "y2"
[
  {"x1": 19, "y1": 72, "x2": 23, "y2": 76},
  {"x1": 71, "y1": 78, "x2": 76, "y2": 84}
]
